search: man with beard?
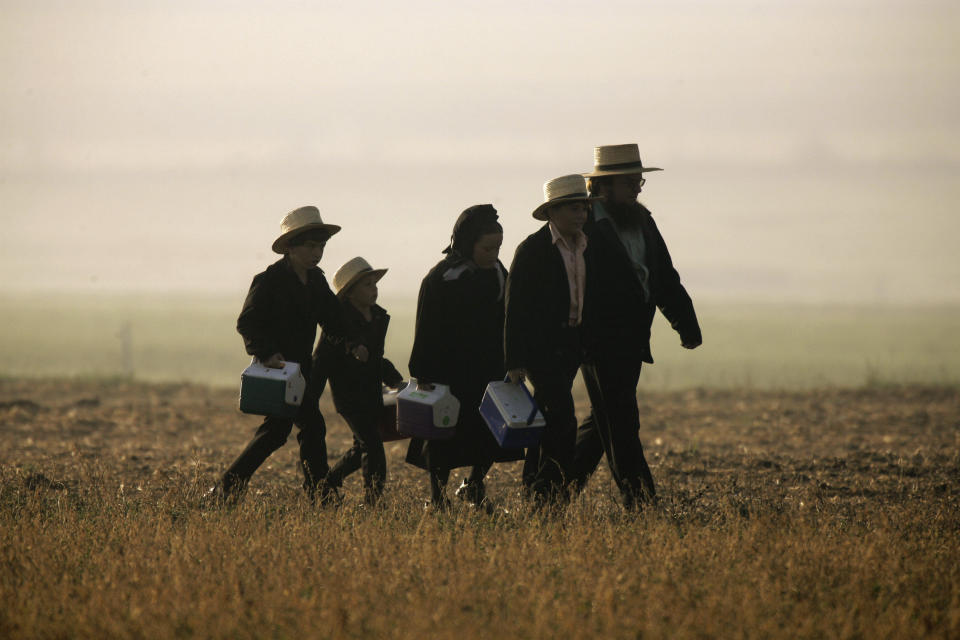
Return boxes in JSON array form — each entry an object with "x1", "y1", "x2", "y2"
[{"x1": 573, "y1": 144, "x2": 702, "y2": 510}]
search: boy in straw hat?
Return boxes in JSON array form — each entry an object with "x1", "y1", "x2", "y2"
[
  {"x1": 313, "y1": 256, "x2": 403, "y2": 505},
  {"x1": 212, "y1": 205, "x2": 349, "y2": 505},
  {"x1": 505, "y1": 174, "x2": 597, "y2": 509},
  {"x1": 572, "y1": 143, "x2": 701, "y2": 509}
]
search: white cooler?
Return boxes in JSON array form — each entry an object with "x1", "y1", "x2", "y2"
[
  {"x1": 396, "y1": 378, "x2": 459, "y2": 440},
  {"x1": 238, "y1": 359, "x2": 306, "y2": 418}
]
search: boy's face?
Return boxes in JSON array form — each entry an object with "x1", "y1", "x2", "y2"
[
  {"x1": 347, "y1": 273, "x2": 379, "y2": 308},
  {"x1": 472, "y1": 232, "x2": 503, "y2": 269},
  {"x1": 548, "y1": 201, "x2": 588, "y2": 238},
  {"x1": 287, "y1": 239, "x2": 326, "y2": 271}
]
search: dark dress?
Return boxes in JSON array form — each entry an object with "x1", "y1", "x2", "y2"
[{"x1": 405, "y1": 258, "x2": 523, "y2": 472}]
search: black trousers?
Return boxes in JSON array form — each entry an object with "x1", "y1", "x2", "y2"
[
  {"x1": 525, "y1": 328, "x2": 582, "y2": 503},
  {"x1": 574, "y1": 358, "x2": 656, "y2": 507},
  {"x1": 326, "y1": 409, "x2": 386, "y2": 502},
  {"x1": 222, "y1": 379, "x2": 329, "y2": 495}
]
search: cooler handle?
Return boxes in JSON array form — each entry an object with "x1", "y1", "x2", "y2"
[{"x1": 503, "y1": 374, "x2": 540, "y2": 426}]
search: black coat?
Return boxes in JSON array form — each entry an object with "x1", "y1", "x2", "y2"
[
  {"x1": 236, "y1": 257, "x2": 343, "y2": 369},
  {"x1": 313, "y1": 302, "x2": 403, "y2": 416},
  {"x1": 504, "y1": 224, "x2": 589, "y2": 372},
  {"x1": 583, "y1": 202, "x2": 701, "y2": 363},
  {"x1": 409, "y1": 260, "x2": 506, "y2": 389},
  {"x1": 406, "y1": 258, "x2": 521, "y2": 470}
]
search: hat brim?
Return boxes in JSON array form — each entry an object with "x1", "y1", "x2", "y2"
[
  {"x1": 532, "y1": 195, "x2": 599, "y2": 221},
  {"x1": 336, "y1": 268, "x2": 388, "y2": 298},
  {"x1": 583, "y1": 166, "x2": 662, "y2": 178},
  {"x1": 272, "y1": 223, "x2": 342, "y2": 254}
]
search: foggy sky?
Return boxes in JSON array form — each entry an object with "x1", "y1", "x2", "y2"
[{"x1": 2, "y1": 0, "x2": 959, "y2": 303}]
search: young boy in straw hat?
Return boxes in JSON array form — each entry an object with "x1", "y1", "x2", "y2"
[
  {"x1": 212, "y1": 205, "x2": 349, "y2": 505},
  {"x1": 313, "y1": 256, "x2": 404, "y2": 505},
  {"x1": 505, "y1": 174, "x2": 596, "y2": 509}
]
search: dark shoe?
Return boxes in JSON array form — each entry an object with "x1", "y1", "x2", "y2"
[
  {"x1": 622, "y1": 483, "x2": 657, "y2": 512},
  {"x1": 305, "y1": 475, "x2": 342, "y2": 507},
  {"x1": 424, "y1": 496, "x2": 451, "y2": 513},
  {"x1": 201, "y1": 483, "x2": 242, "y2": 508},
  {"x1": 362, "y1": 486, "x2": 385, "y2": 507},
  {"x1": 315, "y1": 484, "x2": 343, "y2": 508},
  {"x1": 529, "y1": 480, "x2": 570, "y2": 516},
  {"x1": 454, "y1": 478, "x2": 486, "y2": 507}
]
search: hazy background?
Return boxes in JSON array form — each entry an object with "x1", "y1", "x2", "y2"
[{"x1": 2, "y1": 0, "x2": 959, "y2": 387}]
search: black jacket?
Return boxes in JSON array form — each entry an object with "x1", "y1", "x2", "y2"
[
  {"x1": 583, "y1": 202, "x2": 701, "y2": 363},
  {"x1": 313, "y1": 302, "x2": 402, "y2": 416},
  {"x1": 236, "y1": 257, "x2": 344, "y2": 369},
  {"x1": 505, "y1": 224, "x2": 588, "y2": 372}
]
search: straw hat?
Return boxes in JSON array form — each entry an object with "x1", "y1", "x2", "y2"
[
  {"x1": 333, "y1": 256, "x2": 388, "y2": 297},
  {"x1": 583, "y1": 144, "x2": 662, "y2": 177},
  {"x1": 271, "y1": 206, "x2": 342, "y2": 254},
  {"x1": 532, "y1": 174, "x2": 597, "y2": 221}
]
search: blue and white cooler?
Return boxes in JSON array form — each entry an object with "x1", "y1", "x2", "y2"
[
  {"x1": 480, "y1": 376, "x2": 545, "y2": 448},
  {"x1": 239, "y1": 359, "x2": 306, "y2": 418},
  {"x1": 396, "y1": 378, "x2": 459, "y2": 440}
]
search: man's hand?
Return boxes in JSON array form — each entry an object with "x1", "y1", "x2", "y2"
[
  {"x1": 507, "y1": 368, "x2": 527, "y2": 384},
  {"x1": 416, "y1": 380, "x2": 436, "y2": 392},
  {"x1": 681, "y1": 338, "x2": 702, "y2": 350},
  {"x1": 351, "y1": 344, "x2": 369, "y2": 362},
  {"x1": 263, "y1": 353, "x2": 286, "y2": 369}
]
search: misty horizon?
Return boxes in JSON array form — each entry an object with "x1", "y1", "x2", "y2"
[{"x1": 3, "y1": 0, "x2": 959, "y2": 304}]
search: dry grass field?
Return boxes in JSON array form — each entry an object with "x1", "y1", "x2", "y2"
[{"x1": 1, "y1": 378, "x2": 958, "y2": 638}]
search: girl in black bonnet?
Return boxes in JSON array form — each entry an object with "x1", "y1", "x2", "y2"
[{"x1": 406, "y1": 204, "x2": 522, "y2": 509}]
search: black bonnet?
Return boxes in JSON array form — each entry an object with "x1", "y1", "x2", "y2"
[{"x1": 443, "y1": 204, "x2": 500, "y2": 260}]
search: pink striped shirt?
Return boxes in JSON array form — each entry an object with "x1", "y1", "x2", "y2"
[{"x1": 548, "y1": 222, "x2": 588, "y2": 326}]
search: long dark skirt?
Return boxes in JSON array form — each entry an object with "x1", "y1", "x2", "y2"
[{"x1": 405, "y1": 383, "x2": 522, "y2": 471}]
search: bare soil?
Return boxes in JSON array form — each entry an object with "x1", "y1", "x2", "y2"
[{"x1": 1, "y1": 378, "x2": 957, "y2": 511}]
